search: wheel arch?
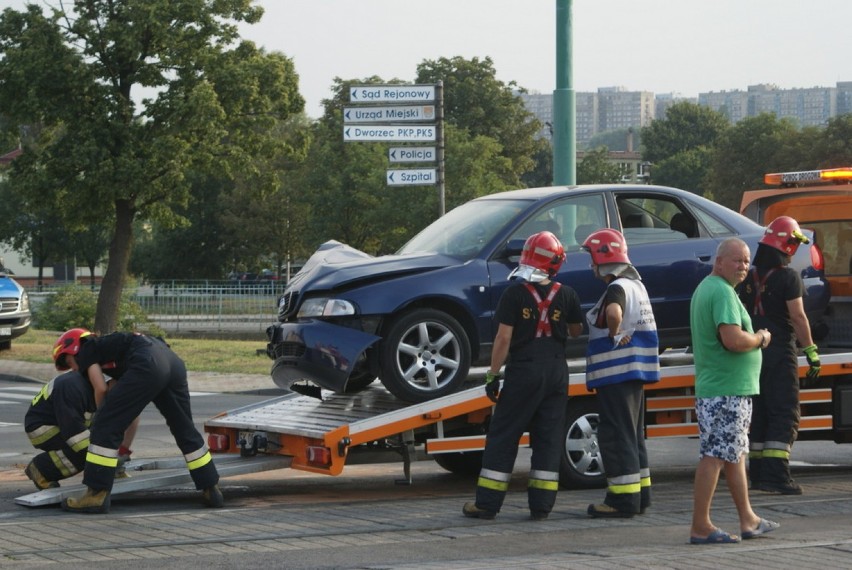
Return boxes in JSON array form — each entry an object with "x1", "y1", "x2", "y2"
[{"x1": 380, "y1": 297, "x2": 482, "y2": 363}]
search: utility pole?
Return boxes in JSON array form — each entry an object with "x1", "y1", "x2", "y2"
[{"x1": 553, "y1": 0, "x2": 576, "y2": 186}]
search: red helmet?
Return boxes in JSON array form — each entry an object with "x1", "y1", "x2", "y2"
[
  {"x1": 509, "y1": 231, "x2": 565, "y2": 282},
  {"x1": 583, "y1": 228, "x2": 631, "y2": 265},
  {"x1": 760, "y1": 216, "x2": 809, "y2": 256},
  {"x1": 52, "y1": 328, "x2": 92, "y2": 370}
]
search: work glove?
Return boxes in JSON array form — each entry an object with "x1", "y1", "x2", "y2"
[
  {"x1": 803, "y1": 344, "x2": 821, "y2": 384},
  {"x1": 115, "y1": 445, "x2": 132, "y2": 479},
  {"x1": 485, "y1": 371, "x2": 503, "y2": 403}
]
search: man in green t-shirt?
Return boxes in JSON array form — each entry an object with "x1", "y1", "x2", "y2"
[{"x1": 687, "y1": 238, "x2": 779, "y2": 544}]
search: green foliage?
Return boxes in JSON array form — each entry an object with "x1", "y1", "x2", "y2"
[
  {"x1": 705, "y1": 114, "x2": 802, "y2": 209},
  {"x1": 577, "y1": 147, "x2": 629, "y2": 184},
  {"x1": 416, "y1": 56, "x2": 542, "y2": 187},
  {"x1": 641, "y1": 102, "x2": 729, "y2": 163},
  {"x1": 34, "y1": 284, "x2": 164, "y2": 336},
  {"x1": 650, "y1": 147, "x2": 713, "y2": 194},
  {"x1": 585, "y1": 128, "x2": 641, "y2": 152},
  {"x1": 0, "y1": 1, "x2": 303, "y2": 333}
]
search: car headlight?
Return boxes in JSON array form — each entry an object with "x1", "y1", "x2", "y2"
[
  {"x1": 297, "y1": 297, "x2": 356, "y2": 318},
  {"x1": 20, "y1": 291, "x2": 29, "y2": 311}
]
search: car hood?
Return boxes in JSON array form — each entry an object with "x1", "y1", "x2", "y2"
[
  {"x1": 287, "y1": 240, "x2": 459, "y2": 292},
  {"x1": 0, "y1": 274, "x2": 23, "y2": 295}
]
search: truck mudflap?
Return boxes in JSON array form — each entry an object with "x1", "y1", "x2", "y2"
[{"x1": 267, "y1": 321, "x2": 380, "y2": 392}]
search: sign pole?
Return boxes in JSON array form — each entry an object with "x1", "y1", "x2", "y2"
[{"x1": 436, "y1": 80, "x2": 446, "y2": 216}]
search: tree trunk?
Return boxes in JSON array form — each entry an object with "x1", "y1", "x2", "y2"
[{"x1": 94, "y1": 200, "x2": 135, "y2": 334}]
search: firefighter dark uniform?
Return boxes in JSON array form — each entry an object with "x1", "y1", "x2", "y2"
[
  {"x1": 24, "y1": 371, "x2": 96, "y2": 489},
  {"x1": 737, "y1": 216, "x2": 819, "y2": 495},
  {"x1": 52, "y1": 329, "x2": 222, "y2": 512},
  {"x1": 463, "y1": 231, "x2": 583, "y2": 521},
  {"x1": 582, "y1": 229, "x2": 660, "y2": 517}
]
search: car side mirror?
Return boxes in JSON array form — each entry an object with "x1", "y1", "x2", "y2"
[{"x1": 503, "y1": 238, "x2": 526, "y2": 262}]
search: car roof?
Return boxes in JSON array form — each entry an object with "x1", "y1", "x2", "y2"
[{"x1": 474, "y1": 184, "x2": 690, "y2": 201}]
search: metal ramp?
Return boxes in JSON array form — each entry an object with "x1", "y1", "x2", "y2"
[
  {"x1": 16, "y1": 454, "x2": 292, "y2": 507},
  {"x1": 205, "y1": 385, "x2": 421, "y2": 438}
]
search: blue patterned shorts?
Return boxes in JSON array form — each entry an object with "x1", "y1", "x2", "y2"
[{"x1": 695, "y1": 396, "x2": 752, "y2": 463}]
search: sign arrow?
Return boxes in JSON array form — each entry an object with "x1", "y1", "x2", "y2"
[{"x1": 388, "y1": 172, "x2": 396, "y2": 183}]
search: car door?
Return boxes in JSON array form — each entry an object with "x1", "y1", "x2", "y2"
[{"x1": 611, "y1": 191, "x2": 716, "y2": 339}]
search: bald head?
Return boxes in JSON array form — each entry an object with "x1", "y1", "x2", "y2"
[{"x1": 712, "y1": 238, "x2": 751, "y2": 286}]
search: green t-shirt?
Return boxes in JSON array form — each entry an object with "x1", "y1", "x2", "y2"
[{"x1": 689, "y1": 275, "x2": 761, "y2": 398}]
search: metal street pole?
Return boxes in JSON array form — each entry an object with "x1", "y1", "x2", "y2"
[{"x1": 553, "y1": 0, "x2": 576, "y2": 186}]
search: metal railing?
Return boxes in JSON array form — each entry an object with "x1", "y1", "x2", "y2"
[{"x1": 30, "y1": 281, "x2": 284, "y2": 335}]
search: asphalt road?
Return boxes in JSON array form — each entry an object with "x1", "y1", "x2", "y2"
[{"x1": 2, "y1": 378, "x2": 852, "y2": 569}]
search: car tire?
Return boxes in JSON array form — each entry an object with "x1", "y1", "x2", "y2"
[
  {"x1": 433, "y1": 451, "x2": 483, "y2": 477},
  {"x1": 344, "y1": 369, "x2": 375, "y2": 393},
  {"x1": 379, "y1": 309, "x2": 471, "y2": 403},
  {"x1": 0, "y1": 339, "x2": 10, "y2": 351},
  {"x1": 559, "y1": 398, "x2": 606, "y2": 489}
]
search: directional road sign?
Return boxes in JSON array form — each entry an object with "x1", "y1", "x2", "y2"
[
  {"x1": 343, "y1": 105, "x2": 435, "y2": 123},
  {"x1": 350, "y1": 85, "x2": 436, "y2": 103},
  {"x1": 388, "y1": 147, "x2": 436, "y2": 163},
  {"x1": 343, "y1": 125, "x2": 436, "y2": 142},
  {"x1": 386, "y1": 168, "x2": 437, "y2": 186}
]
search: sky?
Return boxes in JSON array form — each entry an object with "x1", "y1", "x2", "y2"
[{"x1": 1, "y1": 0, "x2": 850, "y2": 118}]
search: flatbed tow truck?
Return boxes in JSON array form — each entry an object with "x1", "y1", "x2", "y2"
[
  {"x1": 17, "y1": 350, "x2": 852, "y2": 507},
  {"x1": 17, "y1": 167, "x2": 852, "y2": 507}
]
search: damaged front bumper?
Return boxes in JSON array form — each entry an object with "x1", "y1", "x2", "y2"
[{"x1": 266, "y1": 320, "x2": 380, "y2": 393}]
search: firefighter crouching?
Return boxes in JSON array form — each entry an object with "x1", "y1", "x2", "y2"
[
  {"x1": 582, "y1": 229, "x2": 660, "y2": 517},
  {"x1": 737, "y1": 216, "x2": 820, "y2": 495},
  {"x1": 24, "y1": 370, "x2": 138, "y2": 491},
  {"x1": 24, "y1": 371, "x2": 98, "y2": 490},
  {"x1": 463, "y1": 231, "x2": 584, "y2": 520},
  {"x1": 51, "y1": 328, "x2": 223, "y2": 513}
]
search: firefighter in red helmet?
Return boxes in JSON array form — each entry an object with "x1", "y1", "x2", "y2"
[
  {"x1": 52, "y1": 329, "x2": 223, "y2": 513},
  {"x1": 463, "y1": 231, "x2": 583, "y2": 520},
  {"x1": 737, "y1": 216, "x2": 819, "y2": 495},
  {"x1": 582, "y1": 229, "x2": 660, "y2": 517}
]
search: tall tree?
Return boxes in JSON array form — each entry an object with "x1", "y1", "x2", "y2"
[
  {"x1": 705, "y1": 114, "x2": 802, "y2": 209},
  {"x1": 810, "y1": 114, "x2": 852, "y2": 167},
  {"x1": 416, "y1": 56, "x2": 542, "y2": 187},
  {"x1": 300, "y1": 76, "x2": 523, "y2": 255},
  {"x1": 650, "y1": 147, "x2": 714, "y2": 194},
  {"x1": 0, "y1": 1, "x2": 303, "y2": 332},
  {"x1": 641, "y1": 101, "x2": 729, "y2": 164}
]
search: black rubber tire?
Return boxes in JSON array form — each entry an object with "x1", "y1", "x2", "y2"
[
  {"x1": 379, "y1": 308, "x2": 471, "y2": 403},
  {"x1": 559, "y1": 397, "x2": 607, "y2": 489},
  {"x1": 433, "y1": 451, "x2": 483, "y2": 477},
  {"x1": 344, "y1": 369, "x2": 375, "y2": 393}
]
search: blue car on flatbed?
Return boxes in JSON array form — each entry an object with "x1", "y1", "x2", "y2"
[{"x1": 267, "y1": 184, "x2": 831, "y2": 402}]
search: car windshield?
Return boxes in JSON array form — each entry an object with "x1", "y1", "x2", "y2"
[{"x1": 397, "y1": 198, "x2": 530, "y2": 258}]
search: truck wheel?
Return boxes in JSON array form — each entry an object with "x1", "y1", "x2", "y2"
[
  {"x1": 379, "y1": 309, "x2": 471, "y2": 403},
  {"x1": 0, "y1": 339, "x2": 10, "y2": 351},
  {"x1": 433, "y1": 451, "x2": 483, "y2": 477},
  {"x1": 559, "y1": 398, "x2": 606, "y2": 489}
]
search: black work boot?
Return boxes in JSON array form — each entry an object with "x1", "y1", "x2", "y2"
[
  {"x1": 62, "y1": 487, "x2": 111, "y2": 514},
  {"x1": 462, "y1": 502, "x2": 496, "y2": 520},
  {"x1": 756, "y1": 457, "x2": 802, "y2": 495},
  {"x1": 202, "y1": 484, "x2": 224, "y2": 508}
]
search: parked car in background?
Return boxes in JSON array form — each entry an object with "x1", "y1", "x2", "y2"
[
  {"x1": 267, "y1": 184, "x2": 831, "y2": 402},
  {"x1": 0, "y1": 267, "x2": 31, "y2": 350}
]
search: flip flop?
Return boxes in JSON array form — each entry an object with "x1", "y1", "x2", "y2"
[
  {"x1": 741, "y1": 518, "x2": 780, "y2": 539},
  {"x1": 689, "y1": 528, "x2": 741, "y2": 544}
]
